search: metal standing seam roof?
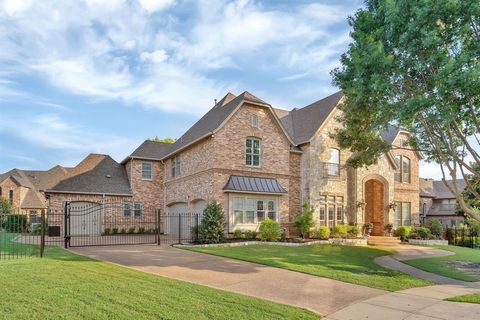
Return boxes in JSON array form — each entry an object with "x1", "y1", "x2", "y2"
[{"x1": 223, "y1": 175, "x2": 287, "y2": 194}]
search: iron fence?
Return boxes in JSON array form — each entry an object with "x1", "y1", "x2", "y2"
[
  {"x1": 446, "y1": 226, "x2": 479, "y2": 249},
  {"x1": 0, "y1": 213, "x2": 45, "y2": 260},
  {"x1": 159, "y1": 213, "x2": 203, "y2": 245}
]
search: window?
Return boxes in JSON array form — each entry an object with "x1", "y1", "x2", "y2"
[
  {"x1": 327, "y1": 148, "x2": 340, "y2": 176},
  {"x1": 402, "y1": 202, "x2": 411, "y2": 226},
  {"x1": 251, "y1": 114, "x2": 258, "y2": 127},
  {"x1": 319, "y1": 196, "x2": 326, "y2": 225},
  {"x1": 124, "y1": 202, "x2": 132, "y2": 217},
  {"x1": 141, "y1": 161, "x2": 152, "y2": 180},
  {"x1": 9, "y1": 190, "x2": 13, "y2": 205},
  {"x1": 394, "y1": 155, "x2": 411, "y2": 184},
  {"x1": 393, "y1": 202, "x2": 402, "y2": 228},
  {"x1": 402, "y1": 157, "x2": 411, "y2": 183},
  {"x1": 336, "y1": 196, "x2": 344, "y2": 223},
  {"x1": 246, "y1": 137, "x2": 261, "y2": 167},
  {"x1": 393, "y1": 202, "x2": 411, "y2": 228},
  {"x1": 171, "y1": 156, "x2": 181, "y2": 177},
  {"x1": 231, "y1": 196, "x2": 277, "y2": 225},
  {"x1": 134, "y1": 202, "x2": 142, "y2": 217}
]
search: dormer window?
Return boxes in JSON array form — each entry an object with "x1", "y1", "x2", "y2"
[
  {"x1": 141, "y1": 161, "x2": 153, "y2": 180},
  {"x1": 251, "y1": 114, "x2": 258, "y2": 127}
]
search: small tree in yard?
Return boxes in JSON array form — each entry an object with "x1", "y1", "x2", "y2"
[
  {"x1": 198, "y1": 202, "x2": 226, "y2": 244},
  {"x1": 294, "y1": 203, "x2": 315, "y2": 239},
  {"x1": 258, "y1": 219, "x2": 281, "y2": 242},
  {"x1": 0, "y1": 199, "x2": 12, "y2": 216}
]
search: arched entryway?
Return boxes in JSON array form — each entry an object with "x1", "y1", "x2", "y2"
[{"x1": 364, "y1": 179, "x2": 385, "y2": 236}]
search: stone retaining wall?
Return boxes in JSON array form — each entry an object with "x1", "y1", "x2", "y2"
[{"x1": 178, "y1": 238, "x2": 367, "y2": 248}]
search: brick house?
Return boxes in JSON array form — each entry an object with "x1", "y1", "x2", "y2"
[
  {"x1": 420, "y1": 178, "x2": 466, "y2": 227},
  {"x1": 0, "y1": 166, "x2": 69, "y2": 222},
  {"x1": 39, "y1": 90, "x2": 422, "y2": 236}
]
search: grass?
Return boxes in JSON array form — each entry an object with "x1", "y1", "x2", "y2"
[
  {"x1": 446, "y1": 293, "x2": 480, "y2": 304},
  {"x1": 404, "y1": 246, "x2": 480, "y2": 282},
  {"x1": 0, "y1": 246, "x2": 317, "y2": 320},
  {"x1": 186, "y1": 244, "x2": 433, "y2": 291}
]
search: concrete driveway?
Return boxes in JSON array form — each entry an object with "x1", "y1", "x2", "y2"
[{"x1": 71, "y1": 244, "x2": 384, "y2": 316}]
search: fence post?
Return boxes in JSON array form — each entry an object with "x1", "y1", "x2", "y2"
[
  {"x1": 196, "y1": 214, "x2": 199, "y2": 243},
  {"x1": 40, "y1": 211, "x2": 46, "y2": 258},
  {"x1": 64, "y1": 201, "x2": 69, "y2": 249},
  {"x1": 178, "y1": 214, "x2": 182, "y2": 244},
  {"x1": 156, "y1": 209, "x2": 161, "y2": 246}
]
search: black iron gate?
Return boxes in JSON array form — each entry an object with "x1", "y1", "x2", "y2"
[{"x1": 63, "y1": 201, "x2": 203, "y2": 248}]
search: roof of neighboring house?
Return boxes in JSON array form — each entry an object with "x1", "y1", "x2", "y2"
[
  {"x1": 163, "y1": 91, "x2": 290, "y2": 158},
  {"x1": 278, "y1": 91, "x2": 344, "y2": 145},
  {"x1": 0, "y1": 166, "x2": 71, "y2": 210},
  {"x1": 122, "y1": 140, "x2": 173, "y2": 163},
  {"x1": 223, "y1": 175, "x2": 287, "y2": 194},
  {"x1": 47, "y1": 154, "x2": 132, "y2": 196},
  {"x1": 420, "y1": 178, "x2": 466, "y2": 199}
]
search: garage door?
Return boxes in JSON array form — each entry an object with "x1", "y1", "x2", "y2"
[{"x1": 69, "y1": 202, "x2": 102, "y2": 236}]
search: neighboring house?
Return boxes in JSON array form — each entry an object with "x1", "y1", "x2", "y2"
[
  {"x1": 40, "y1": 90, "x2": 422, "y2": 236},
  {"x1": 0, "y1": 166, "x2": 70, "y2": 221},
  {"x1": 419, "y1": 178, "x2": 466, "y2": 227}
]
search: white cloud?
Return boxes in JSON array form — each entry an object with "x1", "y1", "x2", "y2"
[
  {"x1": 137, "y1": 0, "x2": 175, "y2": 13},
  {"x1": 1, "y1": 0, "x2": 32, "y2": 16},
  {"x1": 140, "y1": 50, "x2": 169, "y2": 64}
]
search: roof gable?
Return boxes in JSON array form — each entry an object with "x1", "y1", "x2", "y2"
[
  {"x1": 123, "y1": 140, "x2": 173, "y2": 163},
  {"x1": 279, "y1": 91, "x2": 343, "y2": 145}
]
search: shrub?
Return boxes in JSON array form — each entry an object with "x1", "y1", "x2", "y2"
[
  {"x1": 294, "y1": 203, "x2": 315, "y2": 239},
  {"x1": 331, "y1": 224, "x2": 348, "y2": 238},
  {"x1": 467, "y1": 218, "x2": 480, "y2": 236},
  {"x1": 347, "y1": 225, "x2": 360, "y2": 238},
  {"x1": 280, "y1": 229, "x2": 287, "y2": 242},
  {"x1": 112, "y1": 228, "x2": 118, "y2": 234},
  {"x1": 409, "y1": 227, "x2": 432, "y2": 240},
  {"x1": 245, "y1": 230, "x2": 257, "y2": 240},
  {"x1": 190, "y1": 225, "x2": 201, "y2": 243},
  {"x1": 395, "y1": 226, "x2": 411, "y2": 241},
  {"x1": 312, "y1": 226, "x2": 330, "y2": 240},
  {"x1": 103, "y1": 228, "x2": 111, "y2": 236},
  {"x1": 198, "y1": 202, "x2": 226, "y2": 244},
  {"x1": 138, "y1": 227, "x2": 145, "y2": 234},
  {"x1": 32, "y1": 223, "x2": 42, "y2": 235},
  {"x1": 426, "y1": 219, "x2": 443, "y2": 239},
  {"x1": 127, "y1": 227, "x2": 136, "y2": 234},
  {"x1": 259, "y1": 219, "x2": 281, "y2": 241},
  {"x1": 233, "y1": 229, "x2": 243, "y2": 240},
  {"x1": 1, "y1": 215, "x2": 27, "y2": 232},
  {"x1": 120, "y1": 228, "x2": 126, "y2": 234}
]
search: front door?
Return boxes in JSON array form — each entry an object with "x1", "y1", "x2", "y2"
[{"x1": 364, "y1": 179, "x2": 385, "y2": 236}]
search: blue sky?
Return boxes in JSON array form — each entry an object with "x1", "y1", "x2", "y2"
[{"x1": 0, "y1": 0, "x2": 441, "y2": 178}]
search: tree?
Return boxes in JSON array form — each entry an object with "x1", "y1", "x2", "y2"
[
  {"x1": 294, "y1": 203, "x2": 315, "y2": 239},
  {"x1": 198, "y1": 202, "x2": 226, "y2": 244},
  {"x1": 149, "y1": 136, "x2": 176, "y2": 144},
  {"x1": 331, "y1": 0, "x2": 480, "y2": 221},
  {"x1": 0, "y1": 198, "x2": 12, "y2": 215},
  {"x1": 462, "y1": 163, "x2": 480, "y2": 209}
]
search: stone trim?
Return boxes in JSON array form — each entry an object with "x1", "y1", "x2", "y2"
[{"x1": 177, "y1": 238, "x2": 367, "y2": 248}]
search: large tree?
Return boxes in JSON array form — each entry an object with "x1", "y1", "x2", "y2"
[
  {"x1": 332, "y1": 0, "x2": 480, "y2": 221},
  {"x1": 149, "y1": 136, "x2": 176, "y2": 144}
]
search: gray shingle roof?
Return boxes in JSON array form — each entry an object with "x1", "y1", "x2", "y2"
[
  {"x1": 223, "y1": 175, "x2": 287, "y2": 194},
  {"x1": 279, "y1": 91, "x2": 343, "y2": 145},
  {"x1": 420, "y1": 178, "x2": 466, "y2": 199},
  {"x1": 164, "y1": 91, "x2": 271, "y2": 158},
  {"x1": 127, "y1": 140, "x2": 173, "y2": 161},
  {"x1": 379, "y1": 124, "x2": 401, "y2": 144},
  {"x1": 47, "y1": 154, "x2": 132, "y2": 195}
]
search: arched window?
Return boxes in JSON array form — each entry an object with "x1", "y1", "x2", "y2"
[
  {"x1": 394, "y1": 156, "x2": 401, "y2": 182},
  {"x1": 327, "y1": 148, "x2": 340, "y2": 176}
]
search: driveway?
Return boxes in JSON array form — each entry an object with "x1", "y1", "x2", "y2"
[{"x1": 71, "y1": 244, "x2": 384, "y2": 316}]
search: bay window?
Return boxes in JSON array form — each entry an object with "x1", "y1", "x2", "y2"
[{"x1": 231, "y1": 195, "x2": 277, "y2": 226}]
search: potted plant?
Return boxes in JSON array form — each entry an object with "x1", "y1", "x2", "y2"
[
  {"x1": 364, "y1": 222, "x2": 373, "y2": 236},
  {"x1": 385, "y1": 223, "x2": 394, "y2": 236}
]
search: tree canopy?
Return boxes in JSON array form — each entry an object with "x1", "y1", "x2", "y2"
[
  {"x1": 149, "y1": 136, "x2": 176, "y2": 144},
  {"x1": 332, "y1": 0, "x2": 480, "y2": 221}
]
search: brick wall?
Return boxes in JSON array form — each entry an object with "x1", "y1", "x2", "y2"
[{"x1": 128, "y1": 159, "x2": 164, "y2": 209}]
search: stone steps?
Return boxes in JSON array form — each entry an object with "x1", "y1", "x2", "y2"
[{"x1": 367, "y1": 236, "x2": 402, "y2": 247}]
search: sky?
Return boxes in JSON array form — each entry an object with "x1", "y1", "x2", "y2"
[{"x1": 0, "y1": 0, "x2": 442, "y2": 178}]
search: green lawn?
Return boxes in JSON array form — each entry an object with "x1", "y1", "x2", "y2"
[
  {"x1": 0, "y1": 247, "x2": 317, "y2": 320},
  {"x1": 404, "y1": 246, "x2": 480, "y2": 282},
  {"x1": 0, "y1": 232, "x2": 40, "y2": 258},
  {"x1": 446, "y1": 293, "x2": 480, "y2": 304},
  {"x1": 186, "y1": 244, "x2": 433, "y2": 291}
]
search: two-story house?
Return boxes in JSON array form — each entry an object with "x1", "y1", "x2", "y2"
[{"x1": 41, "y1": 90, "x2": 422, "y2": 236}]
